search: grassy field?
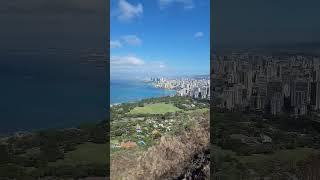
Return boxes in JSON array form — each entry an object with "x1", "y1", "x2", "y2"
[
  {"x1": 128, "y1": 103, "x2": 182, "y2": 115},
  {"x1": 49, "y1": 142, "x2": 108, "y2": 166},
  {"x1": 185, "y1": 108, "x2": 209, "y2": 114}
]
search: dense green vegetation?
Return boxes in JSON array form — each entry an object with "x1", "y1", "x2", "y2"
[
  {"x1": 110, "y1": 96, "x2": 209, "y2": 153},
  {"x1": 0, "y1": 120, "x2": 108, "y2": 179},
  {"x1": 212, "y1": 109, "x2": 320, "y2": 179},
  {"x1": 0, "y1": 96, "x2": 209, "y2": 179},
  {"x1": 111, "y1": 96, "x2": 208, "y2": 120},
  {"x1": 110, "y1": 96, "x2": 210, "y2": 179}
]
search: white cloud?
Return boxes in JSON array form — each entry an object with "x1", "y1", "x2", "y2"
[
  {"x1": 111, "y1": 55, "x2": 145, "y2": 66},
  {"x1": 159, "y1": 0, "x2": 194, "y2": 10},
  {"x1": 111, "y1": 35, "x2": 142, "y2": 48},
  {"x1": 110, "y1": 40, "x2": 122, "y2": 48},
  {"x1": 110, "y1": 55, "x2": 169, "y2": 77},
  {"x1": 118, "y1": 0, "x2": 143, "y2": 21},
  {"x1": 194, "y1": 31, "x2": 204, "y2": 38},
  {"x1": 121, "y1": 35, "x2": 142, "y2": 46}
]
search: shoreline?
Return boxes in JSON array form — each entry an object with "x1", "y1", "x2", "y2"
[
  {"x1": 111, "y1": 81, "x2": 177, "y2": 107},
  {"x1": 110, "y1": 93, "x2": 177, "y2": 107}
]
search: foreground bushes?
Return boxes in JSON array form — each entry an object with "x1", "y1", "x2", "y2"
[{"x1": 126, "y1": 113, "x2": 209, "y2": 179}]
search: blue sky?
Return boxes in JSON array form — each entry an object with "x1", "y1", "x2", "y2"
[{"x1": 110, "y1": 0, "x2": 209, "y2": 80}]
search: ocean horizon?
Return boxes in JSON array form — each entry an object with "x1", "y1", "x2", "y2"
[{"x1": 110, "y1": 79, "x2": 176, "y2": 104}]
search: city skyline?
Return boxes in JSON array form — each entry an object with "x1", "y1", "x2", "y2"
[
  {"x1": 213, "y1": 52, "x2": 320, "y2": 117},
  {"x1": 110, "y1": 0, "x2": 210, "y2": 80}
]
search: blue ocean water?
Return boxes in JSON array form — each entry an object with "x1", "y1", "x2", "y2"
[
  {"x1": 110, "y1": 80, "x2": 176, "y2": 104},
  {"x1": 0, "y1": 50, "x2": 107, "y2": 134}
]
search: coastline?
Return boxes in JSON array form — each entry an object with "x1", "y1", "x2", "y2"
[
  {"x1": 110, "y1": 93, "x2": 177, "y2": 107},
  {"x1": 110, "y1": 80, "x2": 177, "y2": 106}
]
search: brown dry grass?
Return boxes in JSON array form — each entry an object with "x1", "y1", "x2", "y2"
[
  {"x1": 111, "y1": 114, "x2": 210, "y2": 180},
  {"x1": 111, "y1": 147, "x2": 143, "y2": 180}
]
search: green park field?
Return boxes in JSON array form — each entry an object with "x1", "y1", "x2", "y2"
[{"x1": 128, "y1": 103, "x2": 182, "y2": 115}]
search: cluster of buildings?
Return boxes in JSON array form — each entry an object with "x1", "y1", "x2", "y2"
[
  {"x1": 213, "y1": 53, "x2": 320, "y2": 116},
  {"x1": 150, "y1": 77, "x2": 210, "y2": 99}
]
